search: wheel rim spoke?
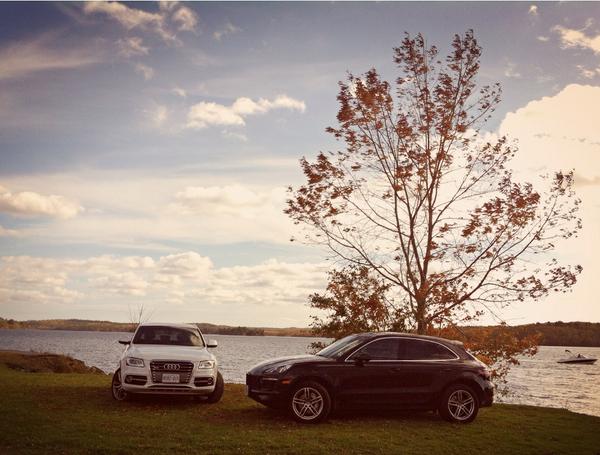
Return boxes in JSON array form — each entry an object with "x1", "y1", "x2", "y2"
[
  {"x1": 293, "y1": 387, "x2": 323, "y2": 420},
  {"x1": 448, "y1": 390, "x2": 474, "y2": 420}
]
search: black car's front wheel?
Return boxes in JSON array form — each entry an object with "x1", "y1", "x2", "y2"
[
  {"x1": 288, "y1": 381, "x2": 332, "y2": 424},
  {"x1": 439, "y1": 383, "x2": 479, "y2": 423},
  {"x1": 111, "y1": 368, "x2": 129, "y2": 401}
]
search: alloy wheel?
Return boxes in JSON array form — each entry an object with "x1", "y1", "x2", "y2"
[
  {"x1": 291, "y1": 387, "x2": 324, "y2": 421},
  {"x1": 112, "y1": 369, "x2": 128, "y2": 401},
  {"x1": 447, "y1": 389, "x2": 475, "y2": 421}
]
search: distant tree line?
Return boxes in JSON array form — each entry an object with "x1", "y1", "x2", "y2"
[
  {"x1": 1, "y1": 317, "x2": 598, "y2": 345},
  {"x1": 0, "y1": 318, "x2": 266, "y2": 337}
]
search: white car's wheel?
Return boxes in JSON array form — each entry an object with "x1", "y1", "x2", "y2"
[
  {"x1": 111, "y1": 368, "x2": 129, "y2": 401},
  {"x1": 205, "y1": 371, "x2": 224, "y2": 404}
]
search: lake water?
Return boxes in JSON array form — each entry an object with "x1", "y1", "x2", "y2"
[{"x1": 0, "y1": 329, "x2": 598, "y2": 417}]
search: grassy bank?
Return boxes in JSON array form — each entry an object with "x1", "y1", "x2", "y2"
[{"x1": 0, "y1": 360, "x2": 599, "y2": 454}]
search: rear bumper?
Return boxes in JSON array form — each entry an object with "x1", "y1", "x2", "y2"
[{"x1": 480, "y1": 380, "x2": 494, "y2": 407}]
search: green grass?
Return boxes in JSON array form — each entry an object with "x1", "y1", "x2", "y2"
[{"x1": 0, "y1": 365, "x2": 599, "y2": 454}]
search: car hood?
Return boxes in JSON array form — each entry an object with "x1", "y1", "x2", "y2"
[
  {"x1": 126, "y1": 344, "x2": 214, "y2": 362},
  {"x1": 250, "y1": 354, "x2": 333, "y2": 374}
]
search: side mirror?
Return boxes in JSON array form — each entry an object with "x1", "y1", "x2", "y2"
[
  {"x1": 118, "y1": 340, "x2": 131, "y2": 345},
  {"x1": 353, "y1": 352, "x2": 371, "y2": 365},
  {"x1": 206, "y1": 339, "x2": 218, "y2": 348}
]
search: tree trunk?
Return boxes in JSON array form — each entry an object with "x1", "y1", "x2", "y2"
[{"x1": 416, "y1": 300, "x2": 427, "y2": 334}]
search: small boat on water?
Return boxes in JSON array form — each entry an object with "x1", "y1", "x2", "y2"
[{"x1": 557, "y1": 350, "x2": 597, "y2": 365}]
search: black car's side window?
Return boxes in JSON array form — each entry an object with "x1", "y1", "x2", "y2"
[
  {"x1": 399, "y1": 339, "x2": 457, "y2": 360},
  {"x1": 349, "y1": 339, "x2": 400, "y2": 360}
]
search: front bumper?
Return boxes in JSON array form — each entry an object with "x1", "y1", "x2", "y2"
[
  {"x1": 246, "y1": 373, "x2": 290, "y2": 407},
  {"x1": 121, "y1": 364, "x2": 217, "y2": 395}
]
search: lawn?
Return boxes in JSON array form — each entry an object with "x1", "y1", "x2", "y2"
[{"x1": 0, "y1": 364, "x2": 599, "y2": 454}]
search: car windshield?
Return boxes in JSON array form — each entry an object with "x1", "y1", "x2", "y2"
[
  {"x1": 316, "y1": 335, "x2": 365, "y2": 359},
  {"x1": 132, "y1": 326, "x2": 204, "y2": 347}
]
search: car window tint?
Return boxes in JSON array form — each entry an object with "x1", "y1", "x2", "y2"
[
  {"x1": 400, "y1": 339, "x2": 456, "y2": 360},
  {"x1": 352, "y1": 339, "x2": 400, "y2": 360},
  {"x1": 133, "y1": 326, "x2": 204, "y2": 347}
]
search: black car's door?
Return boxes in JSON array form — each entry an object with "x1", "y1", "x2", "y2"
[
  {"x1": 390, "y1": 338, "x2": 460, "y2": 408},
  {"x1": 336, "y1": 338, "x2": 404, "y2": 408}
]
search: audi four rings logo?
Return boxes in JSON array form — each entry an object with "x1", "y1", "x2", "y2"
[{"x1": 164, "y1": 363, "x2": 180, "y2": 370}]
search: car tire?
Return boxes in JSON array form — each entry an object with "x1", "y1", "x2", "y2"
[
  {"x1": 111, "y1": 368, "x2": 129, "y2": 401},
  {"x1": 288, "y1": 381, "x2": 332, "y2": 424},
  {"x1": 439, "y1": 383, "x2": 479, "y2": 423},
  {"x1": 205, "y1": 371, "x2": 224, "y2": 404}
]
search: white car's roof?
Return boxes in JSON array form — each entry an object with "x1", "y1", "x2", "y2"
[{"x1": 137, "y1": 322, "x2": 198, "y2": 330}]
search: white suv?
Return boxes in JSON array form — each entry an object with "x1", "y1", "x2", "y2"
[{"x1": 111, "y1": 323, "x2": 223, "y2": 403}]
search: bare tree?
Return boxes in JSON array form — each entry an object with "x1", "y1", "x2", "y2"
[
  {"x1": 128, "y1": 302, "x2": 153, "y2": 326},
  {"x1": 286, "y1": 31, "x2": 581, "y2": 335}
]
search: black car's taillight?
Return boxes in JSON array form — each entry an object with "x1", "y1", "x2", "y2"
[{"x1": 478, "y1": 368, "x2": 491, "y2": 380}]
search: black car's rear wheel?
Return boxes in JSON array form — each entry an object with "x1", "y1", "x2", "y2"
[
  {"x1": 439, "y1": 383, "x2": 479, "y2": 423},
  {"x1": 288, "y1": 381, "x2": 331, "y2": 424},
  {"x1": 111, "y1": 368, "x2": 129, "y2": 401}
]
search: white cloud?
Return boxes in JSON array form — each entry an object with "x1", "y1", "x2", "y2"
[
  {"x1": 83, "y1": 2, "x2": 162, "y2": 29},
  {"x1": 497, "y1": 84, "x2": 600, "y2": 323},
  {"x1": 576, "y1": 64, "x2": 600, "y2": 79},
  {"x1": 171, "y1": 6, "x2": 198, "y2": 32},
  {"x1": 0, "y1": 173, "x2": 303, "y2": 247},
  {"x1": 0, "y1": 254, "x2": 327, "y2": 316},
  {"x1": 172, "y1": 87, "x2": 187, "y2": 98},
  {"x1": 117, "y1": 36, "x2": 149, "y2": 57},
  {"x1": 528, "y1": 5, "x2": 538, "y2": 16},
  {"x1": 82, "y1": 1, "x2": 176, "y2": 43},
  {"x1": 500, "y1": 84, "x2": 600, "y2": 181},
  {"x1": 82, "y1": 1, "x2": 197, "y2": 44},
  {"x1": 90, "y1": 272, "x2": 149, "y2": 296},
  {"x1": 213, "y1": 22, "x2": 241, "y2": 41},
  {"x1": 172, "y1": 185, "x2": 276, "y2": 216},
  {"x1": 146, "y1": 105, "x2": 168, "y2": 126},
  {"x1": 0, "y1": 34, "x2": 103, "y2": 81},
  {"x1": 221, "y1": 130, "x2": 248, "y2": 142},
  {"x1": 186, "y1": 95, "x2": 306, "y2": 129},
  {"x1": 537, "y1": 35, "x2": 549, "y2": 42},
  {"x1": 0, "y1": 185, "x2": 82, "y2": 219},
  {"x1": 159, "y1": 1, "x2": 179, "y2": 12},
  {"x1": 0, "y1": 225, "x2": 20, "y2": 237},
  {"x1": 187, "y1": 102, "x2": 245, "y2": 128},
  {"x1": 553, "y1": 23, "x2": 600, "y2": 54},
  {"x1": 135, "y1": 62, "x2": 154, "y2": 80},
  {"x1": 504, "y1": 61, "x2": 522, "y2": 79}
]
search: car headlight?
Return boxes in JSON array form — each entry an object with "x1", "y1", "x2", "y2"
[
  {"x1": 126, "y1": 357, "x2": 145, "y2": 368},
  {"x1": 197, "y1": 360, "x2": 215, "y2": 369},
  {"x1": 264, "y1": 364, "x2": 292, "y2": 375}
]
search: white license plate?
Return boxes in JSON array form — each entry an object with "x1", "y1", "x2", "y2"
[{"x1": 162, "y1": 373, "x2": 180, "y2": 383}]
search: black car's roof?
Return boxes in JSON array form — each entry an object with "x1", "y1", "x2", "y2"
[{"x1": 357, "y1": 332, "x2": 464, "y2": 346}]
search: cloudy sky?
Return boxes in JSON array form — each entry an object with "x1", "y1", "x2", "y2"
[{"x1": 1, "y1": 1, "x2": 599, "y2": 326}]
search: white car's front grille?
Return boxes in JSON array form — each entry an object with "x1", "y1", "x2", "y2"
[{"x1": 150, "y1": 361, "x2": 194, "y2": 384}]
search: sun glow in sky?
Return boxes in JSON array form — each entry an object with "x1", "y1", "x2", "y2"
[{"x1": 1, "y1": 2, "x2": 600, "y2": 326}]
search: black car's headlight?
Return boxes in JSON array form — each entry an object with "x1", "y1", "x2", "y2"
[{"x1": 263, "y1": 364, "x2": 292, "y2": 375}]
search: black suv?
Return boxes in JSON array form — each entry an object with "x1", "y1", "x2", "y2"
[{"x1": 246, "y1": 332, "x2": 493, "y2": 423}]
